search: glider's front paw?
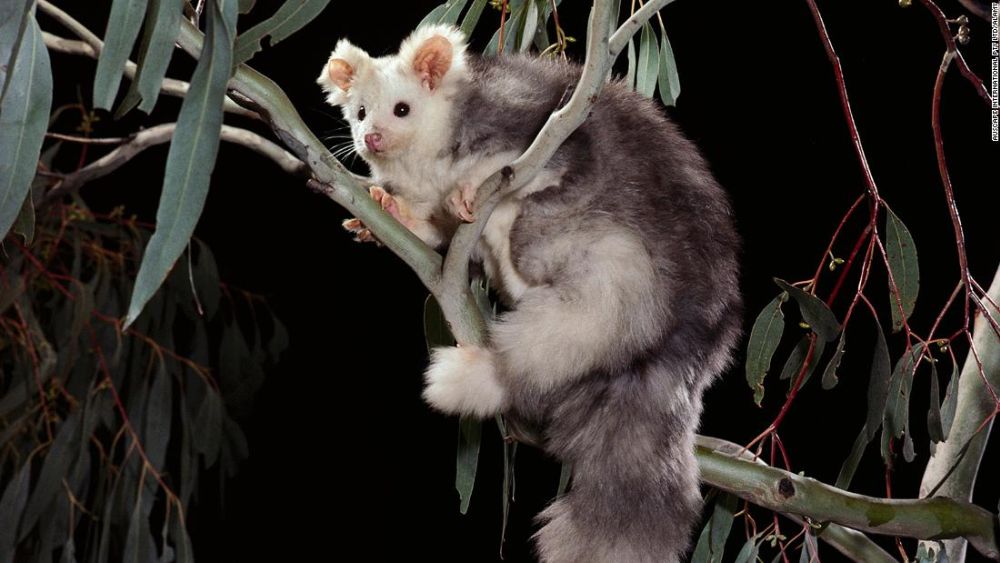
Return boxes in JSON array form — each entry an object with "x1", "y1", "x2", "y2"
[
  {"x1": 447, "y1": 182, "x2": 477, "y2": 223},
  {"x1": 342, "y1": 186, "x2": 416, "y2": 244},
  {"x1": 423, "y1": 346, "x2": 506, "y2": 418}
]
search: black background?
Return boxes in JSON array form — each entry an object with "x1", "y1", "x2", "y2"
[{"x1": 42, "y1": 0, "x2": 998, "y2": 561}]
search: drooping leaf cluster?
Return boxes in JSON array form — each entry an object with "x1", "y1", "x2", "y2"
[{"x1": 0, "y1": 201, "x2": 286, "y2": 562}]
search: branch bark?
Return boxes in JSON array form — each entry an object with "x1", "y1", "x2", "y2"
[
  {"x1": 696, "y1": 437, "x2": 898, "y2": 563},
  {"x1": 439, "y1": 0, "x2": 617, "y2": 344},
  {"x1": 919, "y1": 264, "x2": 1000, "y2": 562},
  {"x1": 697, "y1": 437, "x2": 1000, "y2": 561},
  {"x1": 44, "y1": 123, "x2": 306, "y2": 201}
]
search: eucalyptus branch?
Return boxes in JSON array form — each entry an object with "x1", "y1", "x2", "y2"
[
  {"x1": 919, "y1": 264, "x2": 1000, "y2": 562},
  {"x1": 608, "y1": 0, "x2": 678, "y2": 58},
  {"x1": 696, "y1": 436, "x2": 897, "y2": 563},
  {"x1": 916, "y1": 0, "x2": 992, "y2": 105},
  {"x1": 697, "y1": 438, "x2": 1000, "y2": 561},
  {"x1": 45, "y1": 123, "x2": 306, "y2": 201},
  {"x1": 440, "y1": 0, "x2": 616, "y2": 343},
  {"x1": 172, "y1": 19, "x2": 448, "y2": 313},
  {"x1": 37, "y1": 2, "x2": 256, "y2": 119}
]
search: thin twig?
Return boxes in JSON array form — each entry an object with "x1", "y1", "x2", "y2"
[
  {"x1": 45, "y1": 131, "x2": 128, "y2": 144},
  {"x1": 45, "y1": 123, "x2": 306, "y2": 201},
  {"x1": 916, "y1": 0, "x2": 992, "y2": 105}
]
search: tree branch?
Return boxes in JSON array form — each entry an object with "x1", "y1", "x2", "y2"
[
  {"x1": 173, "y1": 18, "x2": 448, "y2": 304},
  {"x1": 37, "y1": 2, "x2": 257, "y2": 119},
  {"x1": 915, "y1": 0, "x2": 992, "y2": 105},
  {"x1": 697, "y1": 437, "x2": 1000, "y2": 561},
  {"x1": 608, "y1": 0, "x2": 678, "y2": 58},
  {"x1": 45, "y1": 123, "x2": 306, "y2": 201},
  {"x1": 919, "y1": 263, "x2": 1000, "y2": 562},
  {"x1": 439, "y1": 0, "x2": 616, "y2": 344},
  {"x1": 696, "y1": 436, "x2": 898, "y2": 563}
]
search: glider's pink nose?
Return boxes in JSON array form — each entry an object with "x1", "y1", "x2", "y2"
[{"x1": 364, "y1": 133, "x2": 384, "y2": 152}]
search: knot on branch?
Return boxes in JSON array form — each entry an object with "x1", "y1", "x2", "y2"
[{"x1": 778, "y1": 477, "x2": 796, "y2": 499}]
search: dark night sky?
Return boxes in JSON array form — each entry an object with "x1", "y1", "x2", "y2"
[{"x1": 43, "y1": 0, "x2": 998, "y2": 561}]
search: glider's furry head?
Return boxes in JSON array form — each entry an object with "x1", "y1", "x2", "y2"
[{"x1": 317, "y1": 25, "x2": 470, "y2": 161}]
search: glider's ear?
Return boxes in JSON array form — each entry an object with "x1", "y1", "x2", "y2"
[
  {"x1": 317, "y1": 39, "x2": 370, "y2": 105},
  {"x1": 398, "y1": 25, "x2": 468, "y2": 91}
]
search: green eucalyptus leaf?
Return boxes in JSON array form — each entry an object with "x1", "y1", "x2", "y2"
[
  {"x1": 884, "y1": 344, "x2": 924, "y2": 441},
  {"x1": 519, "y1": 0, "x2": 539, "y2": 52},
  {"x1": 927, "y1": 360, "x2": 945, "y2": 443},
  {"x1": 773, "y1": 278, "x2": 841, "y2": 341},
  {"x1": 125, "y1": 0, "x2": 237, "y2": 328},
  {"x1": 191, "y1": 239, "x2": 222, "y2": 320},
  {"x1": 121, "y1": 487, "x2": 154, "y2": 563},
  {"x1": 0, "y1": 16, "x2": 51, "y2": 240},
  {"x1": 20, "y1": 409, "x2": 83, "y2": 540},
  {"x1": 117, "y1": 0, "x2": 184, "y2": 116},
  {"x1": 557, "y1": 462, "x2": 572, "y2": 497},
  {"x1": 779, "y1": 335, "x2": 808, "y2": 382},
  {"x1": 501, "y1": 438, "x2": 518, "y2": 547},
  {"x1": 234, "y1": 0, "x2": 331, "y2": 65},
  {"x1": 0, "y1": 462, "x2": 31, "y2": 560},
  {"x1": 635, "y1": 22, "x2": 659, "y2": 98},
  {"x1": 903, "y1": 428, "x2": 916, "y2": 463},
  {"x1": 238, "y1": 0, "x2": 255, "y2": 13},
  {"x1": 12, "y1": 193, "x2": 33, "y2": 243},
  {"x1": 504, "y1": 2, "x2": 527, "y2": 54},
  {"x1": 0, "y1": 0, "x2": 33, "y2": 98},
  {"x1": 885, "y1": 207, "x2": 919, "y2": 332},
  {"x1": 460, "y1": 0, "x2": 488, "y2": 36},
  {"x1": 690, "y1": 492, "x2": 738, "y2": 562},
  {"x1": 733, "y1": 535, "x2": 760, "y2": 563},
  {"x1": 59, "y1": 537, "x2": 77, "y2": 563},
  {"x1": 169, "y1": 509, "x2": 194, "y2": 563},
  {"x1": 625, "y1": 38, "x2": 636, "y2": 90},
  {"x1": 144, "y1": 362, "x2": 173, "y2": 470},
  {"x1": 745, "y1": 293, "x2": 787, "y2": 406},
  {"x1": 779, "y1": 335, "x2": 826, "y2": 390},
  {"x1": 68, "y1": 279, "x2": 95, "y2": 348},
  {"x1": 456, "y1": 416, "x2": 481, "y2": 514},
  {"x1": 822, "y1": 332, "x2": 846, "y2": 390},
  {"x1": 940, "y1": 353, "x2": 959, "y2": 438},
  {"x1": 442, "y1": 0, "x2": 471, "y2": 25},
  {"x1": 835, "y1": 424, "x2": 869, "y2": 490},
  {"x1": 419, "y1": 4, "x2": 450, "y2": 28},
  {"x1": 865, "y1": 319, "x2": 891, "y2": 441},
  {"x1": 423, "y1": 294, "x2": 455, "y2": 350},
  {"x1": 194, "y1": 389, "x2": 224, "y2": 467},
  {"x1": 93, "y1": 0, "x2": 150, "y2": 110},
  {"x1": 657, "y1": 30, "x2": 681, "y2": 106},
  {"x1": 483, "y1": 2, "x2": 526, "y2": 56}
]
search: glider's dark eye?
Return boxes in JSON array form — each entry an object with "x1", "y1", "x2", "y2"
[
  {"x1": 394, "y1": 102, "x2": 410, "y2": 118},
  {"x1": 357, "y1": 106, "x2": 366, "y2": 121}
]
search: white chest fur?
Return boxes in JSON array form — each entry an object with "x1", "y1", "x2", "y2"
[{"x1": 477, "y1": 199, "x2": 529, "y2": 303}]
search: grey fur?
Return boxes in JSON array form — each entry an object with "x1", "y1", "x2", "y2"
[
  {"x1": 326, "y1": 41, "x2": 740, "y2": 562},
  {"x1": 446, "y1": 54, "x2": 741, "y2": 562}
]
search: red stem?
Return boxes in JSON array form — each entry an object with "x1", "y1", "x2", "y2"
[
  {"x1": 930, "y1": 52, "x2": 973, "y2": 324},
  {"x1": 916, "y1": 0, "x2": 993, "y2": 105}
]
